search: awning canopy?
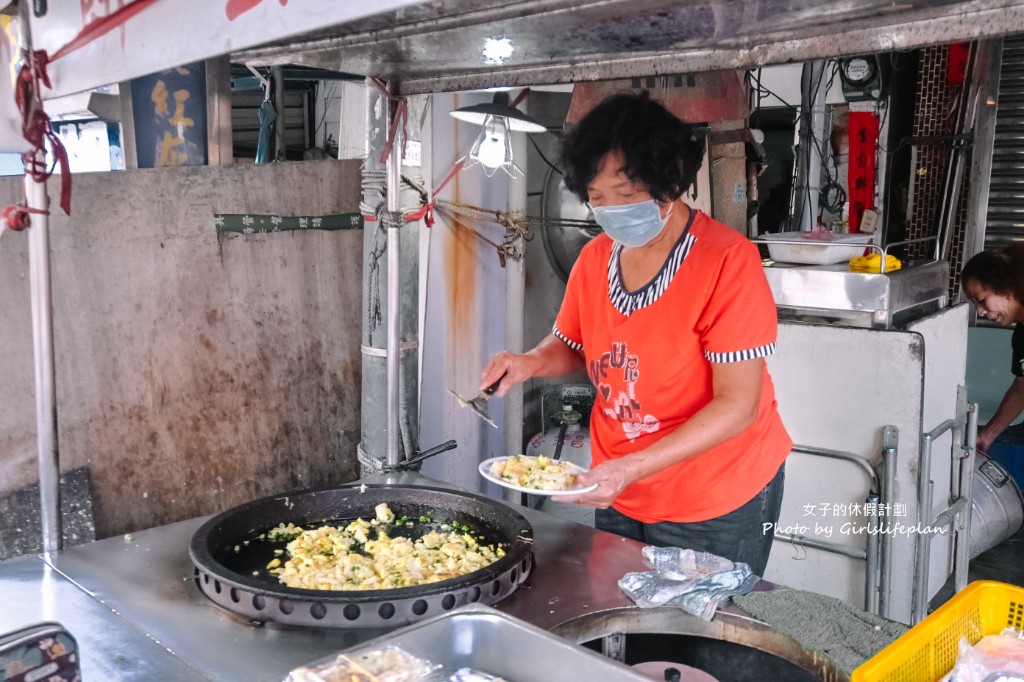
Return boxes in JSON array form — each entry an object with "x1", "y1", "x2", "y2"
[
  {"x1": 236, "y1": 0, "x2": 1024, "y2": 94},
  {"x1": 31, "y1": 0, "x2": 1024, "y2": 100}
]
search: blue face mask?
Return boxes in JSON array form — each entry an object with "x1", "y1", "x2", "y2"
[{"x1": 589, "y1": 199, "x2": 672, "y2": 248}]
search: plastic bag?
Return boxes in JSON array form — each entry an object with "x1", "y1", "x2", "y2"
[
  {"x1": 618, "y1": 546, "x2": 757, "y2": 621},
  {"x1": 940, "y1": 628, "x2": 1024, "y2": 682}
]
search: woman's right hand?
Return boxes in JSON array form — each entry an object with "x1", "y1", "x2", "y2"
[
  {"x1": 480, "y1": 333, "x2": 586, "y2": 397},
  {"x1": 480, "y1": 351, "x2": 540, "y2": 398}
]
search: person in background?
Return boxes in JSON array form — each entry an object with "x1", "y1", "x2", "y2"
[
  {"x1": 961, "y1": 243, "x2": 1024, "y2": 453},
  {"x1": 478, "y1": 92, "x2": 791, "y2": 576}
]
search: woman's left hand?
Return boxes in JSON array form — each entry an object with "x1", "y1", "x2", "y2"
[{"x1": 553, "y1": 458, "x2": 638, "y2": 508}]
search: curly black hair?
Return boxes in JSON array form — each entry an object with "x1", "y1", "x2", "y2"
[
  {"x1": 559, "y1": 91, "x2": 706, "y2": 204},
  {"x1": 961, "y1": 242, "x2": 1024, "y2": 305}
]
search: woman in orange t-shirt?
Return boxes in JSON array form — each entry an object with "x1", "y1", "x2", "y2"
[{"x1": 479, "y1": 92, "x2": 791, "y2": 576}]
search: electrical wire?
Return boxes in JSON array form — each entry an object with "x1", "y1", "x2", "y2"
[
  {"x1": 806, "y1": 61, "x2": 853, "y2": 222},
  {"x1": 748, "y1": 69, "x2": 798, "y2": 110},
  {"x1": 796, "y1": 61, "x2": 829, "y2": 229},
  {"x1": 814, "y1": 64, "x2": 847, "y2": 217},
  {"x1": 821, "y1": 179, "x2": 847, "y2": 214},
  {"x1": 528, "y1": 134, "x2": 561, "y2": 174}
]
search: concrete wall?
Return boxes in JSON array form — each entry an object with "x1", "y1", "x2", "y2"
[
  {"x1": 0, "y1": 160, "x2": 364, "y2": 540},
  {"x1": 966, "y1": 326, "x2": 1020, "y2": 425}
]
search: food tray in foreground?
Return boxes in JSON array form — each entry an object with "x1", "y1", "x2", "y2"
[
  {"x1": 289, "y1": 603, "x2": 650, "y2": 681},
  {"x1": 853, "y1": 580, "x2": 1024, "y2": 681},
  {"x1": 479, "y1": 456, "x2": 597, "y2": 496}
]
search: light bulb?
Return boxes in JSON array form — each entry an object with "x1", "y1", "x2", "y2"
[
  {"x1": 482, "y1": 37, "x2": 514, "y2": 65},
  {"x1": 476, "y1": 133, "x2": 507, "y2": 169}
]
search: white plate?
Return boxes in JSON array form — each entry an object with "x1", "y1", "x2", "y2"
[{"x1": 478, "y1": 456, "x2": 598, "y2": 496}]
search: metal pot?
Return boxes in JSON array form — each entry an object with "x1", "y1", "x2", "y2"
[
  {"x1": 971, "y1": 453, "x2": 1024, "y2": 559},
  {"x1": 190, "y1": 483, "x2": 534, "y2": 628}
]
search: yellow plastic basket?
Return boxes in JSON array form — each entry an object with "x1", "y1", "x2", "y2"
[{"x1": 853, "y1": 581, "x2": 1024, "y2": 682}]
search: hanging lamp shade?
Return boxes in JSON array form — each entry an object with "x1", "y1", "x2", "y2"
[{"x1": 449, "y1": 92, "x2": 546, "y2": 133}]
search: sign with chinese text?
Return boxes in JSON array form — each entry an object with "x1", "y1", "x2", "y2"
[
  {"x1": 130, "y1": 62, "x2": 206, "y2": 168},
  {"x1": 214, "y1": 212, "x2": 363, "y2": 235}
]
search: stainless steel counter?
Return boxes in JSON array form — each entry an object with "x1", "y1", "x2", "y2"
[
  {"x1": 763, "y1": 259, "x2": 949, "y2": 328},
  {"x1": 0, "y1": 473, "x2": 653, "y2": 681}
]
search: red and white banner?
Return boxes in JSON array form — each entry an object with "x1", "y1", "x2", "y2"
[{"x1": 29, "y1": 0, "x2": 425, "y2": 100}]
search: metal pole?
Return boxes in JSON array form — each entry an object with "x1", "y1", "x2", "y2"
[
  {"x1": 912, "y1": 417, "x2": 956, "y2": 622},
  {"x1": 272, "y1": 66, "x2": 286, "y2": 161},
  {"x1": 773, "y1": 533, "x2": 867, "y2": 560},
  {"x1": 865, "y1": 493, "x2": 880, "y2": 614},
  {"x1": 938, "y1": 42, "x2": 980, "y2": 261},
  {"x1": 797, "y1": 60, "x2": 827, "y2": 232},
  {"x1": 19, "y1": 0, "x2": 62, "y2": 554},
  {"x1": 954, "y1": 401, "x2": 978, "y2": 593},
  {"x1": 962, "y1": 39, "x2": 1001, "y2": 262},
  {"x1": 879, "y1": 426, "x2": 898, "y2": 619},
  {"x1": 790, "y1": 444, "x2": 878, "y2": 487},
  {"x1": 502, "y1": 117, "x2": 528, "y2": 503},
  {"x1": 385, "y1": 99, "x2": 402, "y2": 468},
  {"x1": 26, "y1": 163, "x2": 62, "y2": 553},
  {"x1": 912, "y1": 431, "x2": 937, "y2": 623}
]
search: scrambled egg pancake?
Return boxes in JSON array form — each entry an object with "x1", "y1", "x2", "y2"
[
  {"x1": 267, "y1": 504, "x2": 505, "y2": 591},
  {"x1": 491, "y1": 455, "x2": 579, "y2": 491}
]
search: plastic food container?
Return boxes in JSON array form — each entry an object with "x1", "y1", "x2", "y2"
[
  {"x1": 762, "y1": 232, "x2": 874, "y2": 265},
  {"x1": 853, "y1": 580, "x2": 1024, "y2": 681}
]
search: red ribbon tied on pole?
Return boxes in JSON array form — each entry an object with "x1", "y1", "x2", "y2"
[{"x1": 15, "y1": 50, "x2": 72, "y2": 218}]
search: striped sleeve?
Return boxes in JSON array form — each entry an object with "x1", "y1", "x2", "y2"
[
  {"x1": 705, "y1": 342, "x2": 776, "y2": 363},
  {"x1": 553, "y1": 324, "x2": 583, "y2": 351}
]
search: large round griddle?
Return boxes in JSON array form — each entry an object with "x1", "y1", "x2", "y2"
[{"x1": 190, "y1": 484, "x2": 534, "y2": 628}]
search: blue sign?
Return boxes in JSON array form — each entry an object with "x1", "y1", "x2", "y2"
[{"x1": 130, "y1": 61, "x2": 207, "y2": 168}]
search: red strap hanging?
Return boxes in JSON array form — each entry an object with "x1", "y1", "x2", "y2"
[
  {"x1": 2, "y1": 0, "x2": 165, "y2": 231},
  {"x1": 17, "y1": 50, "x2": 72, "y2": 213},
  {"x1": 2, "y1": 50, "x2": 72, "y2": 231},
  {"x1": 5, "y1": 49, "x2": 72, "y2": 227},
  {"x1": 369, "y1": 78, "x2": 409, "y2": 166}
]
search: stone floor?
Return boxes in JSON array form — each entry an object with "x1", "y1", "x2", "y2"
[{"x1": 0, "y1": 467, "x2": 95, "y2": 561}]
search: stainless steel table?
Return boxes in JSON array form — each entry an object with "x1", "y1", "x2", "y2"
[{"x1": 0, "y1": 473, "x2": 651, "y2": 681}]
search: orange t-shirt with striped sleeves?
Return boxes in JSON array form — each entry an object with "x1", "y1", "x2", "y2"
[{"x1": 553, "y1": 210, "x2": 791, "y2": 523}]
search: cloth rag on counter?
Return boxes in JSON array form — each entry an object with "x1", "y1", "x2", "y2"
[
  {"x1": 732, "y1": 587, "x2": 908, "y2": 675},
  {"x1": 618, "y1": 546, "x2": 758, "y2": 621}
]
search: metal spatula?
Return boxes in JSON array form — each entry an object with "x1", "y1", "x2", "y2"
[{"x1": 447, "y1": 374, "x2": 505, "y2": 429}]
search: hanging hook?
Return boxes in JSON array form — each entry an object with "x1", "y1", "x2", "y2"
[{"x1": 246, "y1": 64, "x2": 270, "y2": 102}]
